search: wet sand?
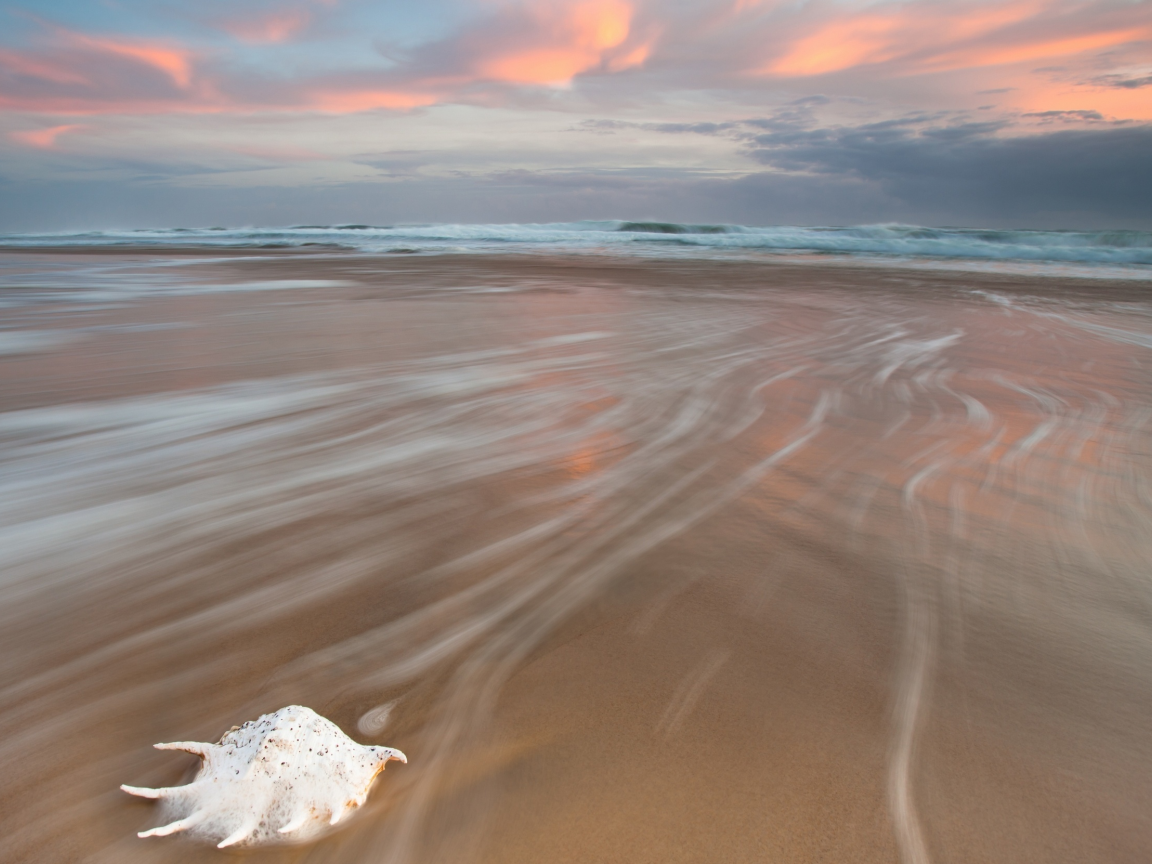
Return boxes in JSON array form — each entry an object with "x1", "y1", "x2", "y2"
[{"x1": 1, "y1": 250, "x2": 1150, "y2": 864}]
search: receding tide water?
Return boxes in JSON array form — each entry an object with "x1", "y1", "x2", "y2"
[{"x1": 1, "y1": 232, "x2": 1151, "y2": 864}]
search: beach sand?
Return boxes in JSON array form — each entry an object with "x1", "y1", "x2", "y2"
[{"x1": 1, "y1": 250, "x2": 1150, "y2": 864}]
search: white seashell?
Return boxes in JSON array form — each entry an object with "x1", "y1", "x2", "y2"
[{"x1": 121, "y1": 705, "x2": 406, "y2": 848}]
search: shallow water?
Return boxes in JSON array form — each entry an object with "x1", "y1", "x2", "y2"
[{"x1": 1, "y1": 251, "x2": 1150, "y2": 863}]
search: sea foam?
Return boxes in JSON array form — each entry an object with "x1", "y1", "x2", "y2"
[{"x1": 3, "y1": 221, "x2": 1151, "y2": 280}]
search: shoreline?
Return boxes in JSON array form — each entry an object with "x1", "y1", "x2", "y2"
[{"x1": 3, "y1": 242, "x2": 1150, "y2": 285}]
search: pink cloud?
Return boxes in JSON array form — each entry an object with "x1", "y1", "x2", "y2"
[
  {"x1": 67, "y1": 34, "x2": 193, "y2": 88},
  {"x1": 306, "y1": 89, "x2": 438, "y2": 112},
  {"x1": 477, "y1": 0, "x2": 638, "y2": 85},
  {"x1": 0, "y1": 24, "x2": 206, "y2": 114},
  {"x1": 0, "y1": 0, "x2": 1146, "y2": 122},
  {"x1": 978, "y1": 65, "x2": 1152, "y2": 121},
  {"x1": 0, "y1": 28, "x2": 196, "y2": 105},
  {"x1": 0, "y1": 48, "x2": 88, "y2": 85},
  {"x1": 9, "y1": 123, "x2": 86, "y2": 149},
  {"x1": 0, "y1": 2, "x2": 653, "y2": 117},
  {"x1": 221, "y1": 10, "x2": 311, "y2": 44},
  {"x1": 738, "y1": 0, "x2": 1152, "y2": 119},
  {"x1": 761, "y1": 0, "x2": 1151, "y2": 78},
  {"x1": 926, "y1": 27, "x2": 1152, "y2": 73}
]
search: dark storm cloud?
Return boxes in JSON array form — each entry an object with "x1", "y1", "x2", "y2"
[
  {"x1": 739, "y1": 119, "x2": 1152, "y2": 224},
  {"x1": 580, "y1": 109, "x2": 1152, "y2": 226}
]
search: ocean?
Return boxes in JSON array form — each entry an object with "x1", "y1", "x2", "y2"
[{"x1": 3, "y1": 220, "x2": 1151, "y2": 278}]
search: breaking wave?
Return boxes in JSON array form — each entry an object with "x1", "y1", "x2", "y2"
[{"x1": 3, "y1": 221, "x2": 1151, "y2": 276}]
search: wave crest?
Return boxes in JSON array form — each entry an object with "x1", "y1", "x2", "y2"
[{"x1": 4, "y1": 220, "x2": 1151, "y2": 275}]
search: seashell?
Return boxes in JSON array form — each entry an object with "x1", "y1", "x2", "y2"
[{"x1": 121, "y1": 705, "x2": 406, "y2": 848}]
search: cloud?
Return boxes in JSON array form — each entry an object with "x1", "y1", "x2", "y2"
[
  {"x1": 6, "y1": 114, "x2": 1148, "y2": 231},
  {"x1": 305, "y1": 89, "x2": 438, "y2": 112},
  {"x1": 0, "y1": 47, "x2": 88, "y2": 86},
  {"x1": 66, "y1": 34, "x2": 193, "y2": 88},
  {"x1": 570, "y1": 106, "x2": 1152, "y2": 225},
  {"x1": 1022, "y1": 109, "x2": 1105, "y2": 122},
  {"x1": 292, "y1": 0, "x2": 656, "y2": 109},
  {"x1": 1, "y1": 0, "x2": 1149, "y2": 118},
  {"x1": 381, "y1": 0, "x2": 652, "y2": 89},
  {"x1": 9, "y1": 123, "x2": 86, "y2": 149},
  {"x1": 0, "y1": 1, "x2": 651, "y2": 114},
  {"x1": 1092, "y1": 73, "x2": 1152, "y2": 89},
  {"x1": 477, "y1": 0, "x2": 636, "y2": 84},
  {"x1": 758, "y1": 0, "x2": 1152, "y2": 77},
  {"x1": 220, "y1": 10, "x2": 312, "y2": 45},
  {"x1": 740, "y1": 117, "x2": 1152, "y2": 223},
  {"x1": 576, "y1": 118, "x2": 738, "y2": 134},
  {"x1": 0, "y1": 0, "x2": 1149, "y2": 231},
  {"x1": 0, "y1": 25, "x2": 200, "y2": 113}
]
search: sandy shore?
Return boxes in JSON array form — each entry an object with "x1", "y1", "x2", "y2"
[{"x1": 1, "y1": 250, "x2": 1150, "y2": 864}]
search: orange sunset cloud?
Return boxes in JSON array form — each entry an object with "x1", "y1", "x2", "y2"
[
  {"x1": 764, "y1": 0, "x2": 1150, "y2": 78},
  {"x1": 480, "y1": 0, "x2": 639, "y2": 85},
  {"x1": 0, "y1": 0, "x2": 1147, "y2": 122}
]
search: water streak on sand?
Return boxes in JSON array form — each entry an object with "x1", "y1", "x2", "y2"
[{"x1": 0, "y1": 252, "x2": 1151, "y2": 863}]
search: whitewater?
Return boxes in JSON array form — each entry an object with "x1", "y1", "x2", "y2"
[{"x1": 3, "y1": 221, "x2": 1151, "y2": 280}]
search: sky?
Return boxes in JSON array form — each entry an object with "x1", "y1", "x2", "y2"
[{"x1": 1, "y1": 0, "x2": 1150, "y2": 230}]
